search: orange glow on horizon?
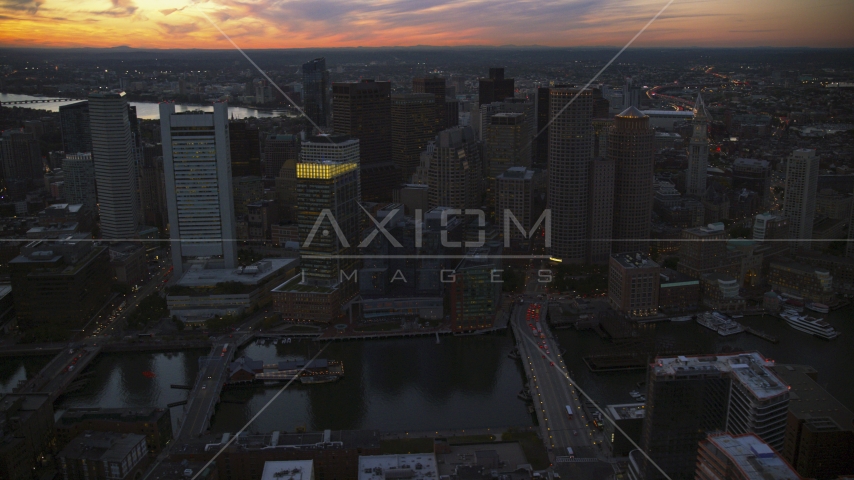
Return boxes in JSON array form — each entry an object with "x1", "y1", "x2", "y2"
[{"x1": 0, "y1": 0, "x2": 853, "y2": 50}]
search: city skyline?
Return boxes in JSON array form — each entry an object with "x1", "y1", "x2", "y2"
[{"x1": 1, "y1": 0, "x2": 853, "y2": 49}]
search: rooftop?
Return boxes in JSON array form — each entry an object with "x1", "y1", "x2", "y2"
[
  {"x1": 261, "y1": 460, "x2": 314, "y2": 480},
  {"x1": 58, "y1": 431, "x2": 146, "y2": 463},
  {"x1": 220, "y1": 429, "x2": 380, "y2": 452},
  {"x1": 175, "y1": 258, "x2": 297, "y2": 287},
  {"x1": 358, "y1": 454, "x2": 438, "y2": 480},
  {"x1": 611, "y1": 252, "x2": 660, "y2": 270},
  {"x1": 770, "y1": 364, "x2": 854, "y2": 433},
  {"x1": 651, "y1": 352, "x2": 789, "y2": 400},
  {"x1": 606, "y1": 403, "x2": 646, "y2": 420},
  {"x1": 641, "y1": 109, "x2": 694, "y2": 117},
  {"x1": 704, "y1": 433, "x2": 802, "y2": 479}
]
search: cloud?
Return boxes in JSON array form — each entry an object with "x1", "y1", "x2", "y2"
[
  {"x1": 88, "y1": 0, "x2": 138, "y2": 17},
  {"x1": 159, "y1": 21, "x2": 200, "y2": 35},
  {"x1": 0, "y1": 0, "x2": 42, "y2": 14}
]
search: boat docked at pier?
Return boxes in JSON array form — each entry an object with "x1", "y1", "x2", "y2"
[
  {"x1": 780, "y1": 310, "x2": 840, "y2": 340},
  {"x1": 806, "y1": 302, "x2": 830, "y2": 314},
  {"x1": 696, "y1": 311, "x2": 745, "y2": 336}
]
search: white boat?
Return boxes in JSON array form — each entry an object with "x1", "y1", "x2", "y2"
[
  {"x1": 696, "y1": 311, "x2": 745, "y2": 336},
  {"x1": 780, "y1": 310, "x2": 840, "y2": 340},
  {"x1": 806, "y1": 302, "x2": 830, "y2": 314}
]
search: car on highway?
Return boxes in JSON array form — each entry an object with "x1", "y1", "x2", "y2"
[
  {"x1": 550, "y1": 362, "x2": 554, "y2": 366},
  {"x1": 201, "y1": 385, "x2": 206, "y2": 389}
]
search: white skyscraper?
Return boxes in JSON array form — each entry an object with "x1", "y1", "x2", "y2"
[
  {"x1": 783, "y1": 148, "x2": 819, "y2": 250},
  {"x1": 686, "y1": 93, "x2": 710, "y2": 197},
  {"x1": 160, "y1": 102, "x2": 237, "y2": 276},
  {"x1": 87, "y1": 91, "x2": 141, "y2": 239}
]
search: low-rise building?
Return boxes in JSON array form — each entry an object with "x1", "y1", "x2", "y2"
[
  {"x1": 700, "y1": 273, "x2": 746, "y2": 313},
  {"x1": 604, "y1": 403, "x2": 645, "y2": 457},
  {"x1": 696, "y1": 433, "x2": 803, "y2": 480},
  {"x1": 55, "y1": 408, "x2": 172, "y2": 456},
  {"x1": 359, "y1": 454, "x2": 437, "y2": 480},
  {"x1": 449, "y1": 242, "x2": 503, "y2": 331},
  {"x1": 262, "y1": 460, "x2": 314, "y2": 480},
  {"x1": 657, "y1": 268, "x2": 700, "y2": 313},
  {"x1": 770, "y1": 364, "x2": 854, "y2": 480},
  {"x1": 608, "y1": 253, "x2": 660, "y2": 318},
  {"x1": 58, "y1": 431, "x2": 149, "y2": 480},
  {"x1": 0, "y1": 394, "x2": 55, "y2": 480},
  {"x1": 768, "y1": 261, "x2": 834, "y2": 304},
  {"x1": 109, "y1": 242, "x2": 148, "y2": 287},
  {"x1": 166, "y1": 258, "x2": 298, "y2": 325}
]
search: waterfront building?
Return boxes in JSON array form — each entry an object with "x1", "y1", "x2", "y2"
[
  {"x1": 426, "y1": 126, "x2": 482, "y2": 210},
  {"x1": 262, "y1": 460, "x2": 314, "y2": 480},
  {"x1": 0, "y1": 394, "x2": 55, "y2": 480},
  {"x1": 272, "y1": 135, "x2": 361, "y2": 323},
  {"x1": 215, "y1": 430, "x2": 381, "y2": 480},
  {"x1": 695, "y1": 433, "x2": 803, "y2": 480},
  {"x1": 686, "y1": 94, "x2": 710, "y2": 197},
  {"x1": 677, "y1": 223, "x2": 741, "y2": 280},
  {"x1": 783, "y1": 149, "x2": 819, "y2": 249},
  {"x1": 55, "y1": 408, "x2": 172, "y2": 456},
  {"x1": 160, "y1": 102, "x2": 237, "y2": 276},
  {"x1": 332, "y1": 79, "x2": 396, "y2": 201},
  {"x1": 449, "y1": 242, "x2": 503, "y2": 332},
  {"x1": 604, "y1": 403, "x2": 645, "y2": 457},
  {"x1": 608, "y1": 253, "x2": 660, "y2": 317},
  {"x1": 229, "y1": 121, "x2": 261, "y2": 177},
  {"x1": 547, "y1": 87, "x2": 594, "y2": 263},
  {"x1": 9, "y1": 235, "x2": 110, "y2": 340},
  {"x1": 391, "y1": 93, "x2": 436, "y2": 182},
  {"x1": 359, "y1": 455, "x2": 438, "y2": 480},
  {"x1": 302, "y1": 57, "x2": 329, "y2": 127},
  {"x1": 58, "y1": 431, "x2": 148, "y2": 480},
  {"x1": 732, "y1": 158, "x2": 771, "y2": 207},
  {"x1": 609, "y1": 107, "x2": 654, "y2": 254},
  {"x1": 478, "y1": 67, "x2": 514, "y2": 106},
  {"x1": 657, "y1": 268, "x2": 700, "y2": 313},
  {"x1": 59, "y1": 100, "x2": 92, "y2": 154},
  {"x1": 640, "y1": 352, "x2": 790, "y2": 480},
  {"x1": 588, "y1": 157, "x2": 615, "y2": 263},
  {"x1": 1, "y1": 129, "x2": 42, "y2": 182},
  {"x1": 767, "y1": 261, "x2": 834, "y2": 304},
  {"x1": 88, "y1": 91, "x2": 140, "y2": 239},
  {"x1": 167, "y1": 258, "x2": 297, "y2": 324},
  {"x1": 699, "y1": 272, "x2": 746, "y2": 313},
  {"x1": 769, "y1": 364, "x2": 854, "y2": 480}
]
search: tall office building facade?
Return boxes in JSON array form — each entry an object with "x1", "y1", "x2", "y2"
[
  {"x1": 332, "y1": 79, "x2": 396, "y2": 201},
  {"x1": 139, "y1": 155, "x2": 168, "y2": 233},
  {"x1": 88, "y1": 91, "x2": 140, "y2": 239},
  {"x1": 485, "y1": 112, "x2": 531, "y2": 207},
  {"x1": 59, "y1": 101, "x2": 92, "y2": 154},
  {"x1": 427, "y1": 126, "x2": 482, "y2": 210},
  {"x1": 547, "y1": 87, "x2": 594, "y2": 263},
  {"x1": 783, "y1": 149, "x2": 819, "y2": 250},
  {"x1": 302, "y1": 57, "x2": 329, "y2": 128},
  {"x1": 588, "y1": 157, "x2": 615, "y2": 263},
  {"x1": 0, "y1": 129, "x2": 42, "y2": 182},
  {"x1": 641, "y1": 353, "x2": 790, "y2": 480},
  {"x1": 159, "y1": 103, "x2": 237, "y2": 276},
  {"x1": 61, "y1": 153, "x2": 97, "y2": 216},
  {"x1": 610, "y1": 107, "x2": 654, "y2": 254},
  {"x1": 264, "y1": 134, "x2": 301, "y2": 179},
  {"x1": 732, "y1": 158, "x2": 771, "y2": 206},
  {"x1": 496, "y1": 167, "x2": 534, "y2": 247},
  {"x1": 478, "y1": 68, "x2": 514, "y2": 105},
  {"x1": 412, "y1": 76, "x2": 451, "y2": 131},
  {"x1": 296, "y1": 135, "x2": 361, "y2": 289},
  {"x1": 686, "y1": 94, "x2": 710, "y2": 197},
  {"x1": 229, "y1": 121, "x2": 261, "y2": 177},
  {"x1": 391, "y1": 93, "x2": 436, "y2": 182}
]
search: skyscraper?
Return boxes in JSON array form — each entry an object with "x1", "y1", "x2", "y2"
[
  {"x1": 496, "y1": 167, "x2": 534, "y2": 248},
  {"x1": 61, "y1": 153, "x2": 97, "y2": 217},
  {"x1": 229, "y1": 121, "x2": 261, "y2": 177},
  {"x1": 686, "y1": 93, "x2": 710, "y2": 197},
  {"x1": 547, "y1": 87, "x2": 594, "y2": 263},
  {"x1": 484, "y1": 112, "x2": 532, "y2": 200},
  {"x1": 0, "y1": 129, "x2": 42, "y2": 182},
  {"x1": 588, "y1": 157, "x2": 614, "y2": 263},
  {"x1": 391, "y1": 93, "x2": 436, "y2": 182},
  {"x1": 264, "y1": 134, "x2": 300, "y2": 179},
  {"x1": 159, "y1": 102, "x2": 237, "y2": 276},
  {"x1": 695, "y1": 433, "x2": 803, "y2": 480},
  {"x1": 641, "y1": 352, "x2": 790, "y2": 480},
  {"x1": 88, "y1": 91, "x2": 140, "y2": 239},
  {"x1": 478, "y1": 68, "x2": 514, "y2": 105},
  {"x1": 427, "y1": 126, "x2": 482, "y2": 210},
  {"x1": 412, "y1": 76, "x2": 449, "y2": 131},
  {"x1": 783, "y1": 148, "x2": 819, "y2": 250},
  {"x1": 138, "y1": 155, "x2": 168, "y2": 233},
  {"x1": 302, "y1": 57, "x2": 329, "y2": 128},
  {"x1": 610, "y1": 107, "x2": 654, "y2": 254},
  {"x1": 59, "y1": 101, "x2": 92, "y2": 154},
  {"x1": 332, "y1": 79, "x2": 396, "y2": 201}
]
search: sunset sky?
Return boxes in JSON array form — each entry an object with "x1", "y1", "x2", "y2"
[{"x1": 1, "y1": 0, "x2": 852, "y2": 49}]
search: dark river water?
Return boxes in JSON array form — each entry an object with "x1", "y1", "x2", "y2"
[{"x1": 2, "y1": 306, "x2": 850, "y2": 436}]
